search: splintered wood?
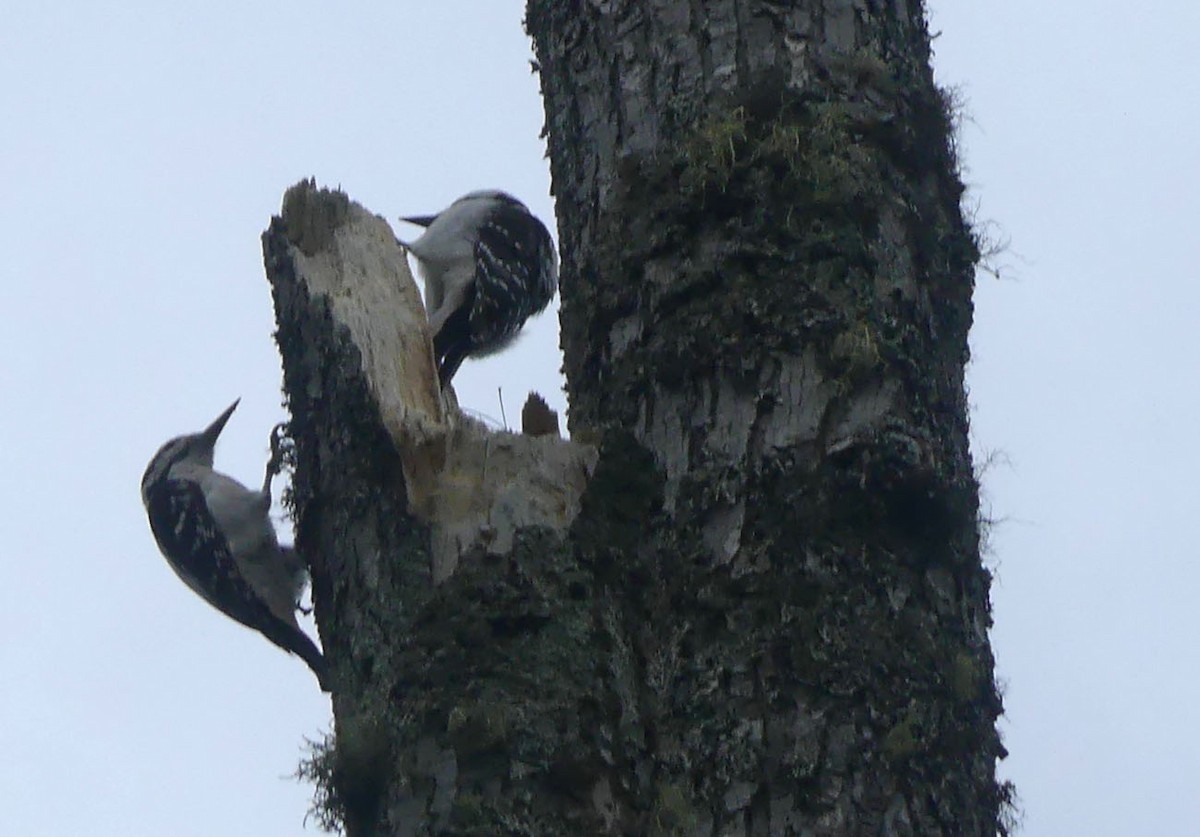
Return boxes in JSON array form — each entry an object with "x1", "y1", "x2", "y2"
[{"x1": 269, "y1": 181, "x2": 595, "y2": 583}]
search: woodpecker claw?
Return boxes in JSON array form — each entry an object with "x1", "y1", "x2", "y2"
[{"x1": 262, "y1": 422, "x2": 291, "y2": 495}]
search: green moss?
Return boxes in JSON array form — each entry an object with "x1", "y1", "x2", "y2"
[
  {"x1": 829, "y1": 320, "x2": 882, "y2": 380},
  {"x1": 296, "y1": 733, "x2": 342, "y2": 834},
  {"x1": 826, "y1": 48, "x2": 899, "y2": 97},
  {"x1": 756, "y1": 120, "x2": 804, "y2": 162},
  {"x1": 665, "y1": 99, "x2": 886, "y2": 216},
  {"x1": 949, "y1": 651, "x2": 981, "y2": 702},
  {"x1": 447, "y1": 698, "x2": 513, "y2": 755},
  {"x1": 295, "y1": 710, "x2": 395, "y2": 835},
  {"x1": 679, "y1": 107, "x2": 748, "y2": 196},
  {"x1": 649, "y1": 781, "x2": 698, "y2": 836},
  {"x1": 883, "y1": 716, "x2": 919, "y2": 760},
  {"x1": 449, "y1": 792, "x2": 488, "y2": 828},
  {"x1": 801, "y1": 104, "x2": 883, "y2": 207}
]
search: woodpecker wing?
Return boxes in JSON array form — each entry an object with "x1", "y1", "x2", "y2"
[
  {"x1": 469, "y1": 202, "x2": 556, "y2": 348},
  {"x1": 144, "y1": 478, "x2": 328, "y2": 686}
]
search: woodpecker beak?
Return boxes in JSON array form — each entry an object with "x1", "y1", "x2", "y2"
[
  {"x1": 400, "y1": 214, "x2": 437, "y2": 228},
  {"x1": 201, "y1": 399, "x2": 240, "y2": 446}
]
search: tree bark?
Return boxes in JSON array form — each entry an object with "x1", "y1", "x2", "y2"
[
  {"x1": 265, "y1": 1, "x2": 1009, "y2": 834},
  {"x1": 522, "y1": 0, "x2": 1009, "y2": 833}
]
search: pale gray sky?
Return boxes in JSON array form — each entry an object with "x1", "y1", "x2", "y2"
[{"x1": 1, "y1": 2, "x2": 1194, "y2": 834}]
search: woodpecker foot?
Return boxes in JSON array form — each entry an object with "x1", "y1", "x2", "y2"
[{"x1": 262, "y1": 422, "x2": 292, "y2": 495}]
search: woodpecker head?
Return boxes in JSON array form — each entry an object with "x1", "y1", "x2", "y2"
[
  {"x1": 399, "y1": 190, "x2": 528, "y2": 246},
  {"x1": 456, "y1": 189, "x2": 524, "y2": 208},
  {"x1": 400, "y1": 190, "x2": 525, "y2": 230},
  {"x1": 141, "y1": 400, "x2": 239, "y2": 499}
]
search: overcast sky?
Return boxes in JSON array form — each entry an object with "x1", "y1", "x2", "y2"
[{"x1": 2, "y1": 2, "x2": 1195, "y2": 835}]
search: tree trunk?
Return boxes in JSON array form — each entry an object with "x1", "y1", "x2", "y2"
[
  {"x1": 265, "y1": 2, "x2": 1009, "y2": 834},
  {"x1": 524, "y1": 0, "x2": 1010, "y2": 833}
]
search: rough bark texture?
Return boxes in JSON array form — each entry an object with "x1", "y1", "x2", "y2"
[
  {"x1": 519, "y1": 0, "x2": 1010, "y2": 834},
  {"x1": 265, "y1": 1, "x2": 1009, "y2": 834},
  {"x1": 264, "y1": 185, "x2": 437, "y2": 836},
  {"x1": 266, "y1": 182, "x2": 603, "y2": 836}
]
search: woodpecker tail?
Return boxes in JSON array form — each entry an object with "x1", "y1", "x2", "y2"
[
  {"x1": 293, "y1": 633, "x2": 332, "y2": 693},
  {"x1": 432, "y1": 286, "x2": 475, "y2": 388},
  {"x1": 433, "y1": 308, "x2": 471, "y2": 389},
  {"x1": 258, "y1": 615, "x2": 331, "y2": 692}
]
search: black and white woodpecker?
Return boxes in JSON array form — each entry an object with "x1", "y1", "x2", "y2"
[
  {"x1": 399, "y1": 190, "x2": 558, "y2": 388},
  {"x1": 140, "y1": 400, "x2": 329, "y2": 691}
]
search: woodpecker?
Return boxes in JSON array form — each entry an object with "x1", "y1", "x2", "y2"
[
  {"x1": 399, "y1": 190, "x2": 558, "y2": 388},
  {"x1": 140, "y1": 400, "x2": 329, "y2": 691}
]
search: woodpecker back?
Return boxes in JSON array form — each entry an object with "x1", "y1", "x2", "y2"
[
  {"x1": 141, "y1": 400, "x2": 329, "y2": 690},
  {"x1": 401, "y1": 190, "x2": 557, "y2": 388}
]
